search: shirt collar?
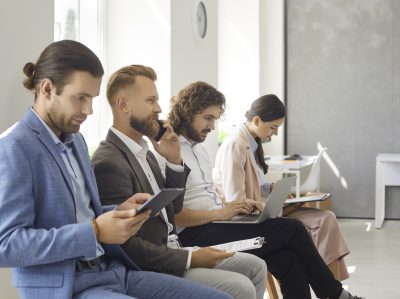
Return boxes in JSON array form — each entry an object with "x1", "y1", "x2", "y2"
[
  {"x1": 241, "y1": 123, "x2": 258, "y2": 153},
  {"x1": 110, "y1": 127, "x2": 149, "y2": 157},
  {"x1": 179, "y1": 134, "x2": 196, "y2": 146},
  {"x1": 30, "y1": 106, "x2": 74, "y2": 146}
]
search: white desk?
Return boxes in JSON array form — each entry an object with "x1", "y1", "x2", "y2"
[
  {"x1": 375, "y1": 153, "x2": 400, "y2": 229},
  {"x1": 267, "y1": 155, "x2": 316, "y2": 198}
]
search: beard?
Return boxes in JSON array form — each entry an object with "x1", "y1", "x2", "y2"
[
  {"x1": 48, "y1": 113, "x2": 80, "y2": 136},
  {"x1": 130, "y1": 114, "x2": 158, "y2": 138},
  {"x1": 186, "y1": 122, "x2": 211, "y2": 143},
  {"x1": 47, "y1": 96, "x2": 82, "y2": 136}
]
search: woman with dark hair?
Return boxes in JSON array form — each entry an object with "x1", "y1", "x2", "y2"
[{"x1": 214, "y1": 94, "x2": 350, "y2": 281}]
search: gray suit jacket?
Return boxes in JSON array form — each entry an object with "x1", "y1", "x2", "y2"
[{"x1": 92, "y1": 129, "x2": 190, "y2": 277}]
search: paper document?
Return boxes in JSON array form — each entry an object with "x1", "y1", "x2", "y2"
[
  {"x1": 211, "y1": 237, "x2": 265, "y2": 252},
  {"x1": 285, "y1": 193, "x2": 331, "y2": 204}
]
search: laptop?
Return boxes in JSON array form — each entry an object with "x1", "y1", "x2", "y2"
[{"x1": 213, "y1": 176, "x2": 296, "y2": 224}]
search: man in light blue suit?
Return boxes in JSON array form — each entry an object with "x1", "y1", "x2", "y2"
[{"x1": 0, "y1": 40, "x2": 232, "y2": 299}]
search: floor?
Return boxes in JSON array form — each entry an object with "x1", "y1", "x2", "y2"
[{"x1": 264, "y1": 219, "x2": 400, "y2": 299}]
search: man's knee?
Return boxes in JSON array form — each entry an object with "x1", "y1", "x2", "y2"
[
  {"x1": 266, "y1": 249, "x2": 301, "y2": 280},
  {"x1": 277, "y1": 217, "x2": 305, "y2": 232},
  {"x1": 324, "y1": 209, "x2": 337, "y2": 220},
  {"x1": 228, "y1": 275, "x2": 257, "y2": 299},
  {"x1": 258, "y1": 257, "x2": 268, "y2": 277},
  {"x1": 249, "y1": 254, "x2": 268, "y2": 281},
  {"x1": 232, "y1": 252, "x2": 267, "y2": 278}
]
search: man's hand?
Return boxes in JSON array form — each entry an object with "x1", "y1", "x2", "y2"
[
  {"x1": 215, "y1": 201, "x2": 253, "y2": 221},
  {"x1": 191, "y1": 247, "x2": 234, "y2": 268},
  {"x1": 150, "y1": 123, "x2": 182, "y2": 165},
  {"x1": 95, "y1": 208, "x2": 151, "y2": 244},
  {"x1": 243, "y1": 199, "x2": 264, "y2": 214},
  {"x1": 117, "y1": 193, "x2": 152, "y2": 211}
]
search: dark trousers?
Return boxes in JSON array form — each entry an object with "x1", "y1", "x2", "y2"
[{"x1": 179, "y1": 217, "x2": 342, "y2": 299}]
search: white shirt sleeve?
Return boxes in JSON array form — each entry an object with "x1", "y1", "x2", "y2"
[
  {"x1": 181, "y1": 246, "x2": 196, "y2": 269},
  {"x1": 165, "y1": 160, "x2": 185, "y2": 173}
]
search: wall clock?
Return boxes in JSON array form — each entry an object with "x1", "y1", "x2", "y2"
[{"x1": 193, "y1": 1, "x2": 207, "y2": 39}]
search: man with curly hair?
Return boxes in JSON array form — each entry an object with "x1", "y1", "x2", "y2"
[{"x1": 165, "y1": 81, "x2": 364, "y2": 299}]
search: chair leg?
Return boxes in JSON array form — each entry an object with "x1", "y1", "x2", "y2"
[{"x1": 266, "y1": 271, "x2": 279, "y2": 299}]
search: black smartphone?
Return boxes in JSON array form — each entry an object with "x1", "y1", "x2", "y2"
[
  {"x1": 154, "y1": 120, "x2": 167, "y2": 141},
  {"x1": 135, "y1": 188, "x2": 184, "y2": 217}
]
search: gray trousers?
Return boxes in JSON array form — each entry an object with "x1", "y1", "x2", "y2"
[
  {"x1": 73, "y1": 259, "x2": 232, "y2": 299},
  {"x1": 183, "y1": 252, "x2": 267, "y2": 299}
]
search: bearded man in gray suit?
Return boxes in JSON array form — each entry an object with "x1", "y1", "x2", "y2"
[{"x1": 91, "y1": 65, "x2": 268, "y2": 299}]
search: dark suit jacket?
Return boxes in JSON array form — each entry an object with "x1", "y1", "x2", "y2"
[{"x1": 92, "y1": 129, "x2": 190, "y2": 277}]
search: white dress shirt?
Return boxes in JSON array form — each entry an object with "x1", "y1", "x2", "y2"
[{"x1": 179, "y1": 135, "x2": 224, "y2": 213}]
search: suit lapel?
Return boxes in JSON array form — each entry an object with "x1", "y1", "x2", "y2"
[
  {"x1": 146, "y1": 152, "x2": 164, "y2": 189},
  {"x1": 24, "y1": 110, "x2": 75, "y2": 198},
  {"x1": 106, "y1": 130, "x2": 155, "y2": 194},
  {"x1": 107, "y1": 130, "x2": 170, "y2": 225}
]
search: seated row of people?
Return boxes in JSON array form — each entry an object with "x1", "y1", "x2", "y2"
[{"x1": 0, "y1": 40, "x2": 363, "y2": 299}]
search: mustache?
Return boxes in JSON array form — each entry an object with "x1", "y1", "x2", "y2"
[{"x1": 202, "y1": 129, "x2": 211, "y2": 133}]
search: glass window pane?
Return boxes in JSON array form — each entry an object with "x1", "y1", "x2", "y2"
[{"x1": 54, "y1": 0, "x2": 80, "y2": 41}]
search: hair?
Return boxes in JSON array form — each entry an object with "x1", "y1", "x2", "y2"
[
  {"x1": 245, "y1": 94, "x2": 286, "y2": 174},
  {"x1": 23, "y1": 40, "x2": 104, "y2": 98},
  {"x1": 168, "y1": 81, "x2": 225, "y2": 134},
  {"x1": 106, "y1": 65, "x2": 157, "y2": 106}
]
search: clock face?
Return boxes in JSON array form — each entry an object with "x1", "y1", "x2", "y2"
[{"x1": 196, "y1": 1, "x2": 207, "y2": 38}]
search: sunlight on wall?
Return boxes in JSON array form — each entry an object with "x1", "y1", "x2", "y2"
[
  {"x1": 317, "y1": 142, "x2": 348, "y2": 190},
  {"x1": 218, "y1": 0, "x2": 259, "y2": 137}
]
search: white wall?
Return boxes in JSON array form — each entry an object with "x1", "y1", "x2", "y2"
[
  {"x1": 171, "y1": 0, "x2": 285, "y2": 162},
  {"x1": 260, "y1": 0, "x2": 285, "y2": 156},
  {"x1": 0, "y1": 1, "x2": 54, "y2": 296},
  {"x1": 0, "y1": 0, "x2": 54, "y2": 133},
  {"x1": 106, "y1": 0, "x2": 171, "y2": 119},
  {"x1": 171, "y1": 0, "x2": 219, "y2": 161}
]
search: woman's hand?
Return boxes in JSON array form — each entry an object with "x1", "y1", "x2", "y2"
[{"x1": 282, "y1": 193, "x2": 303, "y2": 216}]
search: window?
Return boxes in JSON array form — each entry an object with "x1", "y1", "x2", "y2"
[
  {"x1": 54, "y1": 0, "x2": 108, "y2": 155},
  {"x1": 55, "y1": 0, "x2": 172, "y2": 155}
]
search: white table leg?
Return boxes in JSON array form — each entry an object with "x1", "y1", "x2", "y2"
[
  {"x1": 295, "y1": 170, "x2": 300, "y2": 198},
  {"x1": 375, "y1": 161, "x2": 385, "y2": 229}
]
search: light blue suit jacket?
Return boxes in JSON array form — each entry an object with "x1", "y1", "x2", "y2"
[{"x1": 0, "y1": 109, "x2": 138, "y2": 299}]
